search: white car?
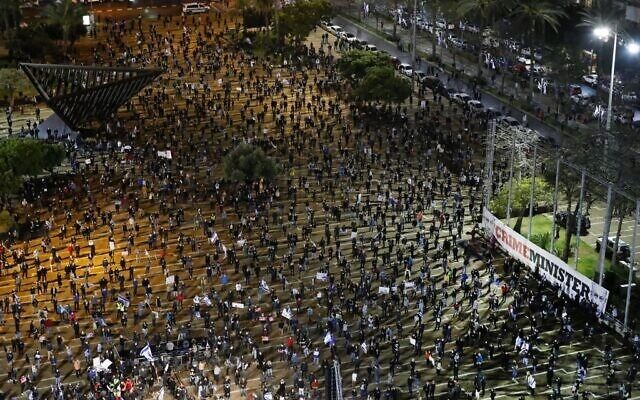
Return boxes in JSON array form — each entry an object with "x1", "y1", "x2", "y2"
[
  {"x1": 398, "y1": 63, "x2": 413, "y2": 77},
  {"x1": 582, "y1": 74, "x2": 598, "y2": 86},
  {"x1": 467, "y1": 100, "x2": 485, "y2": 114},
  {"x1": 517, "y1": 56, "x2": 533, "y2": 66},
  {"x1": 497, "y1": 115, "x2": 522, "y2": 130},
  {"x1": 529, "y1": 65, "x2": 547, "y2": 75},
  {"x1": 450, "y1": 37, "x2": 467, "y2": 48},
  {"x1": 328, "y1": 25, "x2": 344, "y2": 36},
  {"x1": 182, "y1": 3, "x2": 210, "y2": 14},
  {"x1": 364, "y1": 44, "x2": 378, "y2": 52},
  {"x1": 452, "y1": 92, "x2": 472, "y2": 105},
  {"x1": 465, "y1": 24, "x2": 480, "y2": 33},
  {"x1": 344, "y1": 33, "x2": 358, "y2": 44}
]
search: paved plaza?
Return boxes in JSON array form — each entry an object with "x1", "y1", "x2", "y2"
[{"x1": 0, "y1": 3, "x2": 637, "y2": 400}]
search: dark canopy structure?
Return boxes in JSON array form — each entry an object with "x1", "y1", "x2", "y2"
[{"x1": 19, "y1": 63, "x2": 162, "y2": 132}]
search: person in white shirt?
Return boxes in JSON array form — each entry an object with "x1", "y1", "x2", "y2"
[{"x1": 527, "y1": 371, "x2": 536, "y2": 395}]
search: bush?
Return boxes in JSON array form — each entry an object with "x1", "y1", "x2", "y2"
[
  {"x1": 531, "y1": 232, "x2": 550, "y2": 250},
  {"x1": 223, "y1": 143, "x2": 280, "y2": 183}
]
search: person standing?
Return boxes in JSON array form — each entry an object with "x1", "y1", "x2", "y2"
[{"x1": 526, "y1": 371, "x2": 536, "y2": 396}]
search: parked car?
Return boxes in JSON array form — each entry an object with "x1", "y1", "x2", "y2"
[
  {"x1": 389, "y1": 56, "x2": 401, "y2": 69},
  {"x1": 582, "y1": 74, "x2": 598, "y2": 86},
  {"x1": 414, "y1": 71, "x2": 427, "y2": 83},
  {"x1": 450, "y1": 37, "x2": 467, "y2": 48},
  {"x1": 364, "y1": 44, "x2": 378, "y2": 52},
  {"x1": 497, "y1": 115, "x2": 521, "y2": 130},
  {"x1": 398, "y1": 63, "x2": 413, "y2": 77},
  {"x1": 621, "y1": 92, "x2": 638, "y2": 103},
  {"x1": 483, "y1": 37, "x2": 500, "y2": 48},
  {"x1": 328, "y1": 25, "x2": 344, "y2": 36},
  {"x1": 467, "y1": 100, "x2": 485, "y2": 115},
  {"x1": 530, "y1": 65, "x2": 547, "y2": 76},
  {"x1": 465, "y1": 23, "x2": 480, "y2": 33},
  {"x1": 182, "y1": 2, "x2": 210, "y2": 14},
  {"x1": 596, "y1": 236, "x2": 631, "y2": 261},
  {"x1": 485, "y1": 107, "x2": 503, "y2": 119},
  {"x1": 452, "y1": 92, "x2": 472, "y2": 105},
  {"x1": 421, "y1": 75, "x2": 442, "y2": 91},
  {"x1": 517, "y1": 56, "x2": 533, "y2": 66},
  {"x1": 554, "y1": 211, "x2": 591, "y2": 235}
]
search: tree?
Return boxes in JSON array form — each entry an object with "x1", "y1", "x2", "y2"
[
  {"x1": 352, "y1": 66, "x2": 411, "y2": 104},
  {"x1": 336, "y1": 50, "x2": 390, "y2": 82},
  {"x1": 490, "y1": 177, "x2": 552, "y2": 233},
  {"x1": 0, "y1": 69, "x2": 37, "y2": 107},
  {"x1": 42, "y1": 143, "x2": 66, "y2": 173},
  {"x1": 277, "y1": 0, "x2": 332, "y2": 43},
  {"x1": 457, "y1": 0, "x2": 511, "y2": 76},
  {"x1": 546, "y1": 47, "x2": 588, "y2": 116},
  {"x1": 511, "y1": 0, "x2": 566, "y2": 102},
  {"x1": 0, "y1": 0, "x2": 22, "y2": 39},
  {"x1": 0, "y1": 158, "x2": 20, "y2": 196},
  {"x1": 224, "y1": 143, "x2": 280, "y2": 183},
  {"x1": 238, "y1": 0, "x2": 274, "y2": 29},
  {"x1": 41, "y1": 0, "x2": 86, "y2": 53},
  {"x1": 0, "y1": 139, "x2": 66, "y2": 195},
  {"x1": 0, "y1": 210, "x2": 16, "y2": 234}
]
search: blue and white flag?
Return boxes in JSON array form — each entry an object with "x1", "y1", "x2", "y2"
[
  {"x1": 323, "y1": 332, "x2": 334, "y2": 346},
  {"x1": 140, "y1": 344, "x2": 154, "y2": 361},
  {"x1": 117, "y1": 295, "x2": 130, "y2": 308}
]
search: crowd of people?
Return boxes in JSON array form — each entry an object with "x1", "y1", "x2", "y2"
[{"x1": 0, "y1": 3, "x2": 638, "y2": 400}]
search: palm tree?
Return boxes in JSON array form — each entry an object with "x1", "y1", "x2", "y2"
[
  {"x1": 511, "y1": 0, "x2": 566, "y2": 102},
  {"x1": 456, "y1": 0, "x2": 511, "y2": 77},
  {"x1": 239, "y1": 0, "x2": 279, "y2": 37},
  {"x1": 42, "y1": 0, "x2": 86, "y2": 54},
  {"x1": 578, "y1": 0, "x2": 625, "y2": 75}
]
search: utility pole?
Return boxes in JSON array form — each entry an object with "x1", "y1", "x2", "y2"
[
  {"x1": 506, "y1": 134, "x2": 516, "y2": 224},
  {"x1": 624, "y1": 200, "x2": 639, "y2": 330},
  {"x1": 598, "y1": 185, "x2": 614, "y2": 285},
  {"x1": 574, "y1": 170, "x2": 586, "y2": 269},
  {"x1": 550, "y1": 156, "x2": 561, "y2": 254},
  {"x1": 483, "y1": 119, "x2": 496, "y2": 210},
  {"x1": 527, "y1": 146, "x2": 537, "y2": 240}
]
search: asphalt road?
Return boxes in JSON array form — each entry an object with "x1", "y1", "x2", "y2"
[{"x1": 331, "y1": 15, "x2": 563, "y2": 145}]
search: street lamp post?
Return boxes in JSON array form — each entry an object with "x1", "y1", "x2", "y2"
[
  {"x1": 593, "y1": 25, "x2": 618, "y2": 133},
  {"x1": 595, "y1": 26, "x2": 640, "y2": 144}
]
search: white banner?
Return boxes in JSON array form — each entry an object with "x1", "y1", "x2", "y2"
[{"x1": 483, "y1": 208, "x2": 609, "y2": 312}]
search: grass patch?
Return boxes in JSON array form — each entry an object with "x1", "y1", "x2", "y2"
[{"x1": 512, "y1": 214, "x2": 611, "y2": 279}]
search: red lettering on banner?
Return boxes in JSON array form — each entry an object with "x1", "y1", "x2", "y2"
[{"x1": 495, "y1": 225, "x2": 529, "y2": 260}]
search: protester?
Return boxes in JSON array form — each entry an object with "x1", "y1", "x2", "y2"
[{"x1": 0, "y1": 5, "x2": 635, "y2": 400}]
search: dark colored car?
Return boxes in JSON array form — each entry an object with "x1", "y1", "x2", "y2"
[
  {"x1": 421, "y1": 75, "x2": 443, "y2": 92},
  {"x1": 554, "y1": 211, "x2": 591, "y2": 235},
  {"x1": 596, "y1": 236, "x2": 631, "y2": 261}
]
